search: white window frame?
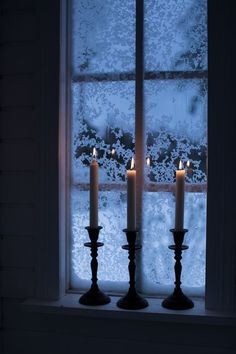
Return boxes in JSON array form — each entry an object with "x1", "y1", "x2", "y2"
[{"x1": 35, "y1": 0, "x2": 236, "y2": 313}]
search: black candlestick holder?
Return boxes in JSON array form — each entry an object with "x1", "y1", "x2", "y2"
[
  {"x1": 79, "y1": 226, "x2": 111, "y2": 306},
  {"x1": 117, "y1": 229, "x2": 148, "y2": 310},
  {"x1": 162, "y1": 228, "x2": 194, "y2": 310}
]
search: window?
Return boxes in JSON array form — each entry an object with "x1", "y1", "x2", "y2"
[{"x1": 68, "y1": 0, "x2": 207, "y2": 297}]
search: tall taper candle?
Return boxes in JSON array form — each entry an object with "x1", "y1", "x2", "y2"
[
  {"x1": 175, "y1": 160, "x2": 185, "y2": 230},
  {"x1": 127, "y1": 157, "x2": 136, "y2": 231},
  {"x1": 90, "y1": 148, "x2": 98, "y2": 228}
]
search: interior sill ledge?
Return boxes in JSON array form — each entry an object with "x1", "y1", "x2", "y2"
[{"x1": 22, "y1": 294, "x2": 236, "y2": 326}]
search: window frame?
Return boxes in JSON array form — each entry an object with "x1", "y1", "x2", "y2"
[
  {"x1": 67, "y1": 0, "x2": 207, "y2": 295},
  {"x1": 36, "y1": 0, "x2": 236, "y2": 312}
]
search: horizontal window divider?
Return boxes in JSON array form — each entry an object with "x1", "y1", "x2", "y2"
[
  {"x1": 74, "y1": 182, "x2": 207, "y2": 193},
  {"x1": 145, "y1": 70, "x2": 208, "y2": 80},
  {"x1": 72, "y1": 70, "x2": 208, "y2": 83}
]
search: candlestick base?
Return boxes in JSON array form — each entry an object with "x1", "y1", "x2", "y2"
[
  {"x1": 79, "y1": 285, "x2": 111, "y2": 306},
  {"x1": 162, "y1": 288, "x2": 194, "y2": 310},
  {"x1": 79, "y1": 226, "x2": 111, "y2": 306},
  {"x1": 116, "y1": 229, "x2": 148, "y2": 310},
  {"x1": 117, "y1": 288, "x2": 148, "y2": 310},
  {"x1": 161, "y1": 228, "x2": 194, "y2": 310}
]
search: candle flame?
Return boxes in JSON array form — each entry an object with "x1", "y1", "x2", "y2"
[
  {"x1": 131, "y1": 157, "x2": 135, "y2": 170},
  {"x1": 186, "y1": 160, "x2": 190, "y2": 168},
  {"x1": 92, "y1": 147, "x2": 97, "y2": 158},
  {"x1": 146, "y1": 157, "x2": 150, "y2": 167},
  {"x1": 179, "y1": 160, "x2": 183, "y2": 170},
  {"x1": 111, "y1": 148, "x2": 115, "y2": 155}
]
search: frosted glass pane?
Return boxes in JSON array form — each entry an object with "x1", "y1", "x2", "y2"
[
  {"x1": 71, "y1": 0, "x2": 135, "y2": 74},
  {"x1": 145, "y1": 79, "x2": 207, "y2": 183},
  {"x1": 142, "y1": 192, "x2": 206, "y2": 294},
  {"x1": 145, "y1": 0, "x2": 207, "y2": 71},
  {"x1": 71, "y1": 81, "x2": 135, "y2": 184},
  {"x1": 71, "y1": 80, "x2": 135, "y2": 290},
  {"x1": 70, "y1": 188, "x2": 129, "y2": 291}
]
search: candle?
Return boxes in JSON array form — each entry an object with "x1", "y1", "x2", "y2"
[
  {"x1": 186, "y1": 159, "x2": 193, "y2": 177},
  {"x1": 90, "y1": 147, "x2": 98, "y2": 228},
  {"x1": 175, "y1": 160, "x2": 185, "y2": 230},
  {"x1": 127, "y1": 157, "x2": 136, "y2": 231}
]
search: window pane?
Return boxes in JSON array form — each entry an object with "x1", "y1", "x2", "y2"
[
  {"x1": 72, "y1": 0, "x2": 135, "y2": 74},
  {"x1": 144, "y1": 0, "x2": 207, "y2": 71},
  {"x1": 145, "y1": 79, "x2": 207, "y2": 183},
  {"x1": 71, "y1": 81, "x2": 135, "y2": 184},
  {"x1": 142, "y1": 192, "x2": 206, "y2": 295},
  {"x1": 143, "y1": 80, "x2": 207, "y2": 291},
  {"x1": 71, "y1": 188, "x2": 129, "y2": 291},
  {"x1": 70, "y1": 0, "x2": 135, "y2": 292},
  {"x1": 71, "y1": 80, "x2": 135, "y2": 289}
]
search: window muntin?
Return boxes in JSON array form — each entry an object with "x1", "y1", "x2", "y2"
[{"x1": 69, "y1": 0, "x2": 207, "y2": 295}]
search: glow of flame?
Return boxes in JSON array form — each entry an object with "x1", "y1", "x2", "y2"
[
  {"x1": 186, "y1": 160, "x2": 190, "y2": 168},
  {"x1": 179, "y1": 160, "x2": 183, "y2": 170},
  {"x1": 131, "y1": 157, "x2": 135, "y2": 170},
  {"x1": 111, "y1": 148, "x2": 115, "y2": 155},
  {"x1": 146, "y1": 157, "x2": 150, "y2": 167},
  {"x1": 92, "y1": 147, "x2": 96, "y2": 158}
]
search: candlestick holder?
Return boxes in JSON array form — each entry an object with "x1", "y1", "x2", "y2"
[
  {"x1": 117, "y1": 229, "x2": 148, "y2": 310},
  {"x1": 79, "y1": 226, "x2": 111, "y2": 306},
  {"x1": 162, "y1": 228, "x2": 194, "y2": 310}
]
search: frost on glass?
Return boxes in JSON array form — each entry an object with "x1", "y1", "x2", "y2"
[
  {"x1": 71, "y1": 189, "x2": 129, "y2": 291},
  {"x1": 142, "y1": 192, "x2": 206, "y2": 295},
  {"x1": 70, "y1": 80, "x2": 135, "y2": 289},
  {"x1": 70, "y1": 0, "x2": 207, "y2": 294},
  {"x1": 70, "y1": 0, "x2": 135, "y2": 291},
  {"x1": 72, "y1": 0, "x2": 135, "y2": 75},
  {"x1": 142, "y1": 78, "x2": 207, "y2": 293},
  {"x1": 145, "y1": 0, "x2": 207, "y2": 71},
  {"x1": 72, "y1": 81, "x2": 135, "y2": 184},
  {"x1": 145, "y1": 79, "x2": 207, "y2": 184}
]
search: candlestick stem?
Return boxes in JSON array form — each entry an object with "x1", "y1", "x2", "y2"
[
  {"x1": 79, "y1": 226, "x2": 110, "y2": 306},
  {"x1": 117, "y1": 229, "x2": 148, "y2": 310},
  {"x1": 162, "y1": 229, "x2": 194, "y2": 310}
]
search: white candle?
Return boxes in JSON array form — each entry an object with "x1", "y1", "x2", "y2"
[
  {"x1": 127, "y1": 157, "x2": 136, "y2": 231},
  {"x1": 175, "y1": 160, "x2": 185, "y2": 230},
  {"x1": 90, "y1": 148, "x2": 98, "y2": 228},
  {"x1": 146, "y1": 157, "x2": 151, "y2": 182}
]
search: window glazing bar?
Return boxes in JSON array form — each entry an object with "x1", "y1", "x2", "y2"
[
  {"x1": 72, "y1": 71, "x2": 207, "y2": 83},
  {"x1": 135, "y1": 0, "x2": 144, "y2": 291},
  {"x1": 135, "y1": 0, "x2": 144, "y2": 231},
  {"x1": 75, "y1": 183, "x2": 207, "y2": 193}
]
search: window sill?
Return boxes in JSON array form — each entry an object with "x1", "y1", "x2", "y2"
[{"x1": 22, "y1": 294, "x2": 236, "y2": 326}]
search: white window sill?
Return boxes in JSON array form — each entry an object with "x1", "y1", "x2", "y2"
[{"x1": 22, "y1": 294, "x2": 236, "y2": 326}]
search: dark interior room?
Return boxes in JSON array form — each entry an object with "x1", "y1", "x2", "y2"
[{"x1": 0, "y1": 0, "x2": 236, "y2": 353}]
